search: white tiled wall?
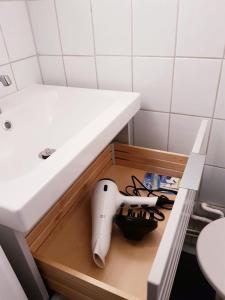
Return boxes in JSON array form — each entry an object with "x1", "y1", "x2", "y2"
[
  {"x1": 97, "y1": 56, "x2": 132, "y2": 91},
  {"x1": 134, "y1": 110, "x2": 169, "y2": 150},
  {"x1": 39, "y1": 56, "x2": 66, "y2": 86},
  {"x1": 64, "y1": 56, "x2": 97, "y2": 88},
  {"x1": 0, "y1": 31, "x2": 9, "y2": 66},
  {"x1": 28, "y1": 0, "x2": 61, "y2": 55},
  {"x1": 11, "y1": 56, "x2": 42, "y2": 90},
  {"x1": 133, "y1": 57, "x2": 173, "y2": 111},
  {"x1": 214, "y1": 61, "x2": 225, "y2": 119},
  {"x1": 27, "y1": 0, "x2": 225, "y2": 206},
  {"x1": 92, "y1": 0, "x2": 131, "y2": 55},
  {"x1": 133, "y1": 0, "x2": 177, "y2": 56},
  {"x1": 56, "y1": 0, "x2": 94, "y2": 55},
  {"x1": 168, "y1": 114, "x2": 210, "y2": 155},
  {"x1": 176, "y1": 0, "x2": 225, "y2": 58},
  {"x1": 171, "y1": 58, "x2": 221, "y2": 117},
  {"x1": 0, "y1": 1, "x2": 42, "y2": 100},
  {"x1": 0, "y1": 64, "x2": 17, "y2": 99},
  {"x1": 199, "y1": 165, "x2": 225, "y2": 207}
]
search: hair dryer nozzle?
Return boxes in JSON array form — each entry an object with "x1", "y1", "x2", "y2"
[{"x1": 93, "y1": 253, "x2": 105, "y2": 269}]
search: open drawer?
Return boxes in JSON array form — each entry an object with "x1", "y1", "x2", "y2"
[{"x1": 26, "y1": 121, "x2": 208, "y2": 300}]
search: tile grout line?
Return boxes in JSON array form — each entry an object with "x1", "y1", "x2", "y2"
[
  {"x1": 131, "y1": 0, "x2": 134, "y2": 92},
  {"x1": 35, "y1": 53, "x2": 224, "y2": 59},
  {"x1": 140, "y1": 109, "x2": 213, "y2": 119},
  {"x1": 204, "y1": 45, "x2": 225, "y2": 155},
  {"x1": 166, "y1": 0, "x2": 180, "y2": 152},
  {"x1": 53, "y1": 0, "x2": 68, "y2": 87},
  {"x1": 130, "y1": 0, "x2": 135, "y2": 144},
  {"x1": 0, "y1": 24, "x2": 18, "y2": 91},
  {"x1": 125, "y1": 108, "x2": 225, "y2": 122},
  {"x1": 205, "y1": 163, "x2": 225, "y2": 171},
  {"x1": 0, "y1": 54, "x2": 37, "y2": 68},
  {"x1": 25, "y1": 0, "x2": 44, "y2": 84},
  {"x1": 89, "y1": 0, "x2": 99, "y2": 89}
]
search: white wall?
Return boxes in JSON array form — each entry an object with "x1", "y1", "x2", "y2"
[
  {"x1": 18, "y1": 0, "x2": 225, "y2": 207},
  {"x1": 0, "y1": 1, "x2": 42, "y2": 100}
]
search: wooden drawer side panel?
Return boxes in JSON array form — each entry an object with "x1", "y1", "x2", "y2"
[
  {"x1": 114, "y1": 144, "x2": 188, "y2": 178},
  {"x1": 26, "y1": 146, "x2": 113, "y2": 252},
  {"x1": 35, "y1": 257, "x2": 138, "y2": 300}
]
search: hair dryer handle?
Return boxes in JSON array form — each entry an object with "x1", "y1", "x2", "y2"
[{"x1": 119, "y1": 195, "x2": 158, "y2": 207}]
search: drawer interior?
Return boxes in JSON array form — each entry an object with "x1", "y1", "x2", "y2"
[{"x1": 26, "y1": 144, "x2": 188, "y2": 300}]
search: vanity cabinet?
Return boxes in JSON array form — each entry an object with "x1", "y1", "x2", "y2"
[{"x1": 26, "y1": 120, "x2": 208, "y2": 300}]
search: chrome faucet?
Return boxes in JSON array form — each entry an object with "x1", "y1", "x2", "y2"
[{"x1": 0, "y1": 75, "x2": 12, "y2": 86}]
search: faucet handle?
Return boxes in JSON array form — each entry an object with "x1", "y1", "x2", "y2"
[{"x1": 0, "y1": 75, "x2": 12, "y2": 86}]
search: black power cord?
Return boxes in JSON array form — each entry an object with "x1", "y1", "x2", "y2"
[{"x1": 120, "y1": 175, "x2": 176, "y2": 221}]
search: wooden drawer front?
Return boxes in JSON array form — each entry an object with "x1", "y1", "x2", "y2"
[{"x1": 26, "y1": 134, "x2": 207, "y2": 300}]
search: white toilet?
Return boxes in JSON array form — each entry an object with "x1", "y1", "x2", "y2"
[
  {"x1": 0, "y1": 246, "x2": 27, "y2": 300},
  {"x1": 197, "y1": 218, "x2": 225, "y2": 300}
]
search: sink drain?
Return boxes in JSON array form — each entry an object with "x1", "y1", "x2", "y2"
[
  {"x1": 3, "y1": 120, "x2": 12, "y2": 130},
  {"x1": 39, "y1": 148, "x2": 56, "y2": 159}
]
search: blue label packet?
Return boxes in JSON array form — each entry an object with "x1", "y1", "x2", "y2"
[{"x1": 143, "y1": 172, "x2": 180, "y2": 192}]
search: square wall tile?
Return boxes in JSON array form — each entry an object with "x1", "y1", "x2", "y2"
[
  {"x1": 64, "y1": 56, "x2": 97, "y2": 89},
  {"x1": 207, "y1": 119, "x2": 225, "y2": 168},
  {"x1": 0, "y1": 64, "x2": 16, "y2": 99},
  {"x1": 0, "y1": 1, "x2": 35, "y2": 61},
  {"x1": 96, "y1": 56, "x2": 131, "y2": 91},
  {"x1": 12, "y1": 57, "x2": 42, "y2": 90},
  {"x1": 133, "y1": 0, "x2": 178, "y2": 56},
  {"x1": 134, "y1": 110, "x2": 169, "y2": 150},
  {"x1": 39, "y1": 56, "x2": 66, "y2": 86},
  {"x1": 176, "y1": 0, "x2": 225, "y2": 58},
  {"x1": 28, "y1": 0, "x2": 61, "y2": 55},
  {"x1": 171, "y1": 58, "x2": 221, "y2": 117},
  {"x1": 114, "y1": 125, "x2": 129, "y2": 144},
  {"x1": 198, "y1": 165, "x2": 225, "y2": 207},
  {"x1": 168, "y1": 114, "x2": 210, "y2": 155},
  {"x1": 214, "y1": 60, "x2": 225, "y2": 119},
  {"x1": 56, "y1": 0, "x2": 94, "y2": 55},
  {"x1": 0, "y1": 29, "x2": 8, "y2": 65},
  {"x1": 133, "y1": 57, "x2": 173, "y2": 112},
  {"x1": 92, "y1": 0, "x2": 131, "y2": 55}
]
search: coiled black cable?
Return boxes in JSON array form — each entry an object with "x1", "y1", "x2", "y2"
[{"x1": 120, "y1": 175, "x2": 176, "y2": 221}]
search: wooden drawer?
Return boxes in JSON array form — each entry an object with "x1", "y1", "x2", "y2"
[{"x1": 26, "y1": 122, "x2": 208, "y2": 300}]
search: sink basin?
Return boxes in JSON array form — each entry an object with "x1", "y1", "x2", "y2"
[{"x1": 0, "y1": 84, "x2": 140, "y2": 232}]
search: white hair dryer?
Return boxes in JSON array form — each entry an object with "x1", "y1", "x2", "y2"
[{"x1": 91, "y1": 179, "x2": 158, "y2": 268}]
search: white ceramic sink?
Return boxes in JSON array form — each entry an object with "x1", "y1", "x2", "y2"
[{"x1": 0, "y1": 84, "x2": 140, "y2": 232}]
